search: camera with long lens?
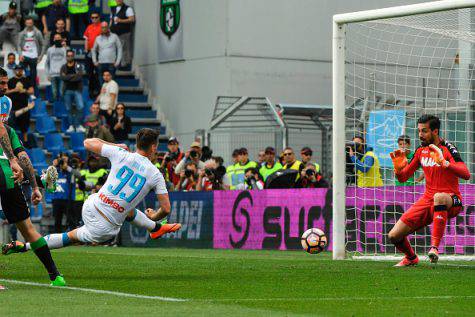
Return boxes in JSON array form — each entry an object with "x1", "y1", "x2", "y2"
[
  {"x1": 70, "y1": 158, "x2": 80, "y2": 169},
  {"x1": 190, "y1": 150, "x2": 198, "y2": 159},
  {"x1": 305, "y1": 169, "x2": 315, "y2": 177},
  {"x1": 345, "y1": 141, "x2": 357, "y2": 153},
  {"x1": 204, "y1": 168, "x2": 215, "y2": 177}
]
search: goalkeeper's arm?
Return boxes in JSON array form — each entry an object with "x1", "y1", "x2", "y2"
[{"x1": 395, "y1": 154, "x2": 420, "y2": 183}]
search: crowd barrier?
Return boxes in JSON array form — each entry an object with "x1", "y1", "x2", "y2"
[{"x1": 120, "y1": 185, "x2": 474, "y2": 254}]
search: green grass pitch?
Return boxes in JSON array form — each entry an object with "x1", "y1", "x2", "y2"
[{"x1": 0, "y1": 247, "x2": 474, "y2": 316}]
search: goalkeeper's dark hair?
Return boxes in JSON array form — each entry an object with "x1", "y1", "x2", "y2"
[
  {"x1": 397, "y1": 135, "x2": 411, "y2": 144},
  {"x1": 0, "y1": 67, "x2": 7, "y2": 78},
  {"x1": 136, "y1": 128, "x2": 159, "y2": 151},
  {"x1": 417, "y1": 114, "x2": 440, "y2": 132}
]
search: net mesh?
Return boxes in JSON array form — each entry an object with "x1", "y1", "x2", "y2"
[{"x1": 344, "y1": 8, "x2": 475, "y2": 258}]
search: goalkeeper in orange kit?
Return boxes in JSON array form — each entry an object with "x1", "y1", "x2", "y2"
[{"x1": 388, "y1": 115, "x2": 470, "y2": 266}]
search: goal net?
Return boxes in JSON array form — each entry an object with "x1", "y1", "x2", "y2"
[{"x1": 332, "y1": 1, "x2": 475, "y2": 261}]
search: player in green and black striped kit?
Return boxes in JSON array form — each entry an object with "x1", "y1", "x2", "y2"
[{"x1": 0, "y1": 67, "x2": 65, "y2": 286}]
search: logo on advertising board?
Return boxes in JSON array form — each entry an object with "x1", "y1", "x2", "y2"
[{"x1": 160, "y1": 0, "x2": 180, "y2": 39}]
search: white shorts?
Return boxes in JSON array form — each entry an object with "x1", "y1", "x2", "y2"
[{"x1": 76, "y1": 194, "x2": 121, "y2": 244}]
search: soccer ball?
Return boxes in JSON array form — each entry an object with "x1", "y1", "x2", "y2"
[{"x1": 301, "y1": 228, "x2": 327, "y2": 254}]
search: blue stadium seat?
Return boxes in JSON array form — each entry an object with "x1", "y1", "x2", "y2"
[
  {"x1": 70, "y1": 132, "x2": 86, "y2": 159},
  {"x1": 35, "y1": 116, "x2": 57, "y2": 134},
  {"x1": 118, "y1": 94, "x2": 148, "y2": 103},
  {"x1": 126, "y1": 110, "x2": 157, "y2": 119},
  {"x1": 44, "y1": 133, "x2": 63, "y2": 157},
  {"x1": 83, "y1": 99, "x2": 93, "y2": 117},
  {"x1": 82, "y1": 87, "x2": 92, "y2": 103},
  {"x1": 61, "y1": 117, "x2": 70, "y2": 133},
  {"x1": 31, "y1": 100, "x2": 48, "y2": 118},
  {"x1": 27, "y1": 148, "x2": 48, "y2": 172},
  {"x1": 53, "y1": 101, "x2": 68, "y2": 118}
]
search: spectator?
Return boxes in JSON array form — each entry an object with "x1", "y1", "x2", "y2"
[
  {"x1": 175, "y1": 161, "x2": 198, "y2": 191},
  {"x1": 231, "y1": 147, "x2": 258, "y2": 189},
  {"x1": 60, "y1": 49, "x2": 85, "y2": 132},
  {"x1": 67, "y1": 0, "x2": 90, "y2": 40},
  {"x1": 108, "y1": 0, "x2": 117, "y2": 9},
  {"x1": 296, "y1": 163, "x2": 329, "y2": 188},
  {"x1": 175, "y1": 141, "x2": 205, "y2": 174},
  {"x1": 201, "y1": 146, "x2": 213, "y2": 162},
  {"x1": 85, "y1": 114, "x2": 114, "y2": 142},
  {"x1": 42, "y1": 0, "x2": 70, "y2": 36},
  {"x1": 164, "y1": 136, "x2": 184, "y2": 186},
  {"x1": 110, "y1": 0, "x2": 134, "y2": 68},
  {"x1": 348, "y1": 136, "x2": 383, "y2": 187},
  {"x1": 300, "y1": 146, "x2": 320, "y2": 173},
  {"x1": 7, "y1": 64, "x2": 34, "y2": 145},
  {"x1": 282, "y1": 147, "x2": 304, "y2": 181},
  {"x1": 236, "y1": 167, "x2": 264, "y2": 190},
  {"x1": 96, "y1": 69, "x2": 118, "y2": 122},
  {"x1": 83, "y1": 11, "x2": 101, "y2": 97},
  {"x1": 259, "y1": 146, "x2": 283, "y2": 182},
  {"x1": 19, "y1": 0, "x2": 35, "y2": 21},
  {"x1": 92, "y1": 22, "x2": 122, "y2": 83},
  {"x1": 18, "y1": 17, "x2": 44, "y2": 88},
  {"x1": 48, "y1": 18, "x2": 71, "y2": 47},
  {"x1": 5, "y1": 53, "x2": 17, "y2": 79},
  {"x1": 34, "y1": 0, "x2": 52, "y2": 30},
  {"x1": 257, "y1": 150, "x2": 265, "y2": 166},
  {"x1": 45, "y1": 33, "x2": 67, "y2": 101},
  {"x1": 87, "y1": 101, "x2": 107, "y2": 126},
  {"x1": 395, "y1": 135, "x2": 424, "y2": 186},
  {"x1": 197, "y1": 159, "x2": 224, "y2": 191},
  {"x1": 0, "y1": 2, "x2": 21, "y2": 49},
  {"x1": 70, "y1": 154, "x2": 87, "y2": 229},
  {"x1": 109, "y1": 103, "x2": 131, "y2": 144},
  {"x1": 226, "y1": 148, "x2": 240, "y2": 189}
]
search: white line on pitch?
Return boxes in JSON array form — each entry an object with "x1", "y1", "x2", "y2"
[
  {"x1": 0, "y1": 278, "x2": 187, "y2": 302},
  {"x1": 202, "y1": 295, "x2": 475, "y2": 302}
]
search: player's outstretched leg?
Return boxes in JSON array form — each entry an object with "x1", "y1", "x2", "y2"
[
  {"x1": 429, "y1": 193, "x2": 453, "y2": 264},
  {"x1": 125, "y1": 209, "x2": 181, "y2": 239},
  {"x1": 12, "y1": 218, "x2": 65, "y2": 286},
  {"x1": 388, "y1": 220, "x2": 419, "y2": 267}
]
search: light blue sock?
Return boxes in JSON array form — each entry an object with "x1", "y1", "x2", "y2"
[{"x1": 26, "y1": 233, "x2": 71, "y2": 251}]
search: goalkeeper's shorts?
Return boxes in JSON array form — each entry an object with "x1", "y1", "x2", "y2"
[{"x1": 400, "y1": 194, "x2": 463, "y2": 231}]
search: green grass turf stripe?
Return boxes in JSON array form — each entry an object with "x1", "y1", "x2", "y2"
[{"x1": 0, "y1": 279, "x2": 187, "y2": 302}]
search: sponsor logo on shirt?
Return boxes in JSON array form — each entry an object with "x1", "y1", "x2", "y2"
[
  {"x1": 420, "y1": 156, "x2": 440, "y2": 167},
  {"x1": 99, "y1": 192, "x2": 125, "y2": 213}
]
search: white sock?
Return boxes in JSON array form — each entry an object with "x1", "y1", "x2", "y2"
[
  {"x1": 128, "y1": 209, "x2": 156, "y2": 232},
  {"x1": 25, "y1": 233, "x2": 71, "y2": 251}
]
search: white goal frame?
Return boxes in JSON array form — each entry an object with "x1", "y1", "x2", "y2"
[{"x1": 332, "y1": 0, "x2": 475, "y2": 260}]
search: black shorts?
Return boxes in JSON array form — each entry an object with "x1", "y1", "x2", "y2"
[{"x1": 1, "y1": 187, "x2": 30, "y2": 224}]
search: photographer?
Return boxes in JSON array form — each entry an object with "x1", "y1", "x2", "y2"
[
  {"x1": 164, "y1": 137, "x2": 184, "y2": 186},
  {"x1": 80, "y1": 155, "x2": 109, "y2": 194},
  {"x1": 197, "y1": 159, "x2": 225, "y2": 191},
  {"x1": 175, "y1": 162, "x2": 198, "y2": 191},
  {"x1": 175, "y1": 141, "x2": 205, "y2": 174},
  {"x1": 296, "y1": 163, "x2": 329, "y2": 188},
  {"x1": 236, "y1": 167, "x2": 264, "y2": 190},
  {"x1": 347, "y1": 136, "x2": 383, "y2": 187},
  {"x1": 51, "y1": 153, "x2": 83, "y2": 232},
  {"x1": 231, "y1": 148, "x2": 257, "y2": 189}
]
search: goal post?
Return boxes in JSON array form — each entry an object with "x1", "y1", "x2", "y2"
[{"x1": 332, "y1": 0, "x2": 475, "y2": 260}]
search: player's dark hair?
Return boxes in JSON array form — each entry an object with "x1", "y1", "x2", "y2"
[
  {"x1": 397, "y1": 135, "x2": 411, "y2": 144},
  {"x1": 136, "y1": 128, "x2": 159, "y2": 151},
  {"x1": 7, "y1": 53, "x2": 15, "y2": 58},
  {"x1": 0, "y1": 67, "x2": 7, "y2": 78},
  {"x1": 66, "y1": 49, "x2": 75, "y2": 55},
  {"x1": 417, "y1": 114, "x2": 440, "y2": 132}
]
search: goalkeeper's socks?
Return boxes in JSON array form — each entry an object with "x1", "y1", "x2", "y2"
[
  {"x1": 30, "y1": 237, "x2": 60, "y2": 281},
  {"x1": 394, "y1": 236, "x2": 416, "y2": 259},
  {"x1": 431, "y1": 205, "x2": 448, "y2": 249},
  {"x1": 126, "y1": 209, "x2": 156, "y2": 232}
]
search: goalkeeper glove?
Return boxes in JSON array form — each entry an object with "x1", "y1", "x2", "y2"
[
  {"x1": 429, "y1": 144, "x2": 449, "y2": 168},
  {"x1": 389, "y1": 149, "x2": 408, "y2": 172}
]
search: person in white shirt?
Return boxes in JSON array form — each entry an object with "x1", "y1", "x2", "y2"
[
  {"x1": 96, "y1": 69, "x2": 119, "y2": 122},
  {"x1": 110, "y1": 0, "x2": 135, "y2": 67},
  {"x1": 6, "y1": 129, "x2": 182, "y2": 253},
  {"x1": 17, "y1": 17, "x2": 44, "y2": 88}
]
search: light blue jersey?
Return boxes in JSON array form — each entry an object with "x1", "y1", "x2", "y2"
[
  {"x1": 92, "y1": 144, "x2": 168, "y2": 226},
  {"x1": 0, "y1": 95, "x2": 12, "y2": 122}
]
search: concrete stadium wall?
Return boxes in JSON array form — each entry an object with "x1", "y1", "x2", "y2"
[{"x1": 133, "y1": 0, "x2": 430, "y2": 150}]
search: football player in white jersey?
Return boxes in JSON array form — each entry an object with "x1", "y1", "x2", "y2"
[{"x1": 3, "y1": 129, "x2": 181, "y2": 253}]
